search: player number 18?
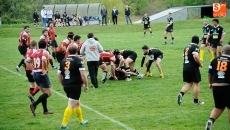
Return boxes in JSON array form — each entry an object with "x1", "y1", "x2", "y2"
[{"x1": 216, "y1": 61, "x2": 228, "y2": 71}]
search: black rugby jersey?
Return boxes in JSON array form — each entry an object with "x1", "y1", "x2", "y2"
[
  {"x1": 209, "y1": 54, "x2": 230, "y2": 84},
  {"x1": 183, "y1": 43, "x2": 200, "y2": 70},
  {"x1": 59, "y1": 55, "x2": 85, "y2": 86}
]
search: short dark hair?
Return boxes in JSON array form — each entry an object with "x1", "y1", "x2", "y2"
[
  {"x1": 142, "y1": 45, "x2": 149, "y2": 50},
  {"x1": 74, "y1": 35, "x2": 81, "y2": 41},
  {"x1": 94, "y1": 37, "x2": 99, "y2": 41},
  {"x1": 228, "y1": 41, "x2": 230, "y2": 45},
  {"x1": 113, "y1": 49, "x2": 120, "y2": 55},
  {"x1": 67, "y1": 32, "x2": 74, "y2": 39},
  {"x1": 42, "y1": 29, "x2": 48, "y2": 34},
  {"x1": 38, "y1": 40, "x2": 47, "y2": 49},
  {"x1": 24, "y1": 26, "x2": 30, "y2": 29},
  {"x1": 87, "y1": 33, "x2": 94, "y2": 38},
  {"x1": 191, "y1": 35, "x2": 199, "y2": 44},
  {"x1": 68, "y1": 46, "x2": 77, "y2": 54},
  {"x1": 212, "y1": 18, "x2": 219, "y2": 24}
]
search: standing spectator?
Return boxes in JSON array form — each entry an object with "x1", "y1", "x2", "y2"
[
  {"x1": 177, "y1": 35, "x2": 203, "y2": 105},
  {"x1": 204, "y1": 45, "x2": 230, "y2": 130},
  {"x1": 41, "y1": 7, "x2": 47, "y2": 28},
  {"x1": 54, "y1": 11, "x2": 61, "y2": 27},
  {"x1": 112, "y1": 6, "x2": 118, "y2": 25},
  {"x1": 125, "y1": 5, "x2": 132, "y2": 24},
  {"x1": 80, "y1": 33, "x2": 103, "y2": 88},
  {"x1": 101, "y1": 5, "x2": 107, "y2": 26},
  {"x1": 72, "y1": 11, "x2": 79, "y2": 26},
  {"x1": 46, "y1": 7, "x2": 53, "y2": 24},
  {"x1": 33, "y1": 9, "x2": 39, "y2": 28}
]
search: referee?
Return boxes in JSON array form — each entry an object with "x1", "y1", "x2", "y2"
[
  {"x1": 80, "y1": 33, "x2": 103, "y2": 88},
  {"x1": 58, "y1": 46, "x2": 89, "y2": 129},
  {"x1": 205, "y1": 45, "x2": 230, "y2": 130}
]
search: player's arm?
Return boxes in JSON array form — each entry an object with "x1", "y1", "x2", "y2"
[
  {"x1": 140, "y1": 55, "x2": 146, "y2": 70},
  {"x1": 208, "y1": 63, "x2": 213, "y2": 89},
  {"x1": 117, "y1": 56, "x2": 124, "y2": 70},
  {"x1": 80, "y1": 43, "x2": 85, "y2": 55},
  {"x1": 41, "y1": 52, "x2": 49, "y2": 75},
  {"x1": 25, "y1": 57, "x2": 33, "y2": 70},
  {"x1": 22, "y1": 35, "x2": 28, "y2": 47},
  {"x1": 192, "y1": 48, "x2": 203, "y2": 67},
  {"x1": 146, "y1": 54, "x2": 154, "y2": 72},
  {"x1": 206, "y1": 30, "x2": 211, "y2": 44},
  {"x1": 110, "y1": 57, "x2": 117, "y2": 80},
  {"x1": 98, "y1": 43, "x2": 103, "y2": 53},
  {"x1": 79, "y1": 60, "x2": 88, "y2": 92},
  {"x1": 220, "y1": 29, "x2": 226, "y2": 43},
  {"x1": 57, "y1": 63, "x2": 63, "y2": 86}
]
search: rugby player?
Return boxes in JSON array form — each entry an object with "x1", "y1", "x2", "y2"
[
  {"x1": 140, "y1": 45, "x2": 164, "y2": 78},
  {"x1": 142, "y1": 13, "x2": 153, "y2": 38},
  {"x1": 163, "y1": 12, "x2": 174, "y2": 44},
  {"x1": 16, "y1": 26, "x2": 30, "y2": 72}
]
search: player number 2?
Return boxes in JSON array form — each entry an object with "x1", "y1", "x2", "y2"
[
  {"x1": 64, "y1": 61, "x2": 70, "y2": 70},
  {"x1": 216, "y1": 61, "x2": 228, "y2": 71}
]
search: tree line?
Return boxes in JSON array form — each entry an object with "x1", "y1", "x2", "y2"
[{"x1": 0, "y1": 0, "x2": 229, "y2": 24}]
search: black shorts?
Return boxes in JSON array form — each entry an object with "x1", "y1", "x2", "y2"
[
  {"x1": 99, "y1": 59, "x2": 105, "y2": 66},
  {"x1": 18, "y1": 46, "x2": 27, "y2": 56},
  {"x1": 211, "y1": 42, "x2": 222, "y2": 48},
  {"x1": 64, "y1": 85, "x2": 82, "y2": 100},
  {"x1": 166, "y1": 27, "x2": 173, "y2": 32},
  {"x1": 34, "y1": 18, "x2": 39, "y2": 22},
  {"x1": 126, "y1": 52, "x2": 137, "y2": 62},
  {"x1": 33, "y1": 72, "x2": 51, "y2": 88},
  {"x1": 26, "y1": 70, "x2": 35, "y2": 82},
  {"x1": 212, "y1": 86, "x2": 230, "y2": 109},
  {"x1": 183, "y1": 67, "x2": 201, "y2": 83},
  {"x1": 154, "y1": 54, "x2": 163, "y2": 61},
  {"x1": 144, "y1": 24, "x2": 150, "y2": 29},
  {"x1": 56, "y1": 52, "x2": 65, "y2": 63},
  {"x1": 51, "y1": 40, "x2": 58, "y2": 48}
]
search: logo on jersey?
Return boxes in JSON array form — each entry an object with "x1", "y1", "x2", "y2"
[
  {"x1": 89, "y1": 46, "x2": 96, "y2": 51},
  {"x1": 213, "y1": 3, "x2": 226, "y2": 17}
]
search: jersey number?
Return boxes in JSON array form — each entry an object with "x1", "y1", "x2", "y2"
[
  {"x1": 216, "y1": 61, "x2": 228, "y2": 71},
  {"x1": 33, "y1": 58, "x2": 41, "y2": 69},
  {"x1": 64, "y1": 61, "x2": 70, "y2": 79}
]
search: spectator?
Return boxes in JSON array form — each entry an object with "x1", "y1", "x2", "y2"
[
  {"x1": 46, "y1": 7, "x2": 53, "y2": 24},
  {"x1": 41, "y1": 7, "x2": 47, "y2": 28},
  {"x1": 101, "y1": 5, "x2": 107, "y2": 26},
  {"x1": 62, "y1": 12, "x2": 70, "y2": 26},
  {"x1": 72, "y1": 11, "x2": 80, "y2": 26},
  {"x1": 125, "y1": 5, "x2": 132, "y2": 24},
  {"x1": 112, "y1": 6, "x2": 118, "y2": 25},
  {"x1": 54, "y1": 11, "x2": 61, "y2": 27},
  {"x1": 80, "y1": 33, "x2": 103, "y2": 88},
  {"x1": 33, "y1": 9, "x2": 39, "y2": 27}
]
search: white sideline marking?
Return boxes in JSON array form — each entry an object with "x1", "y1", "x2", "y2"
[{"x1": 0, "y1": 65, "x2": 134, "y2": 130}]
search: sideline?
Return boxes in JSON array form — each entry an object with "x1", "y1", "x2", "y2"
[{"x1": 0, "y1": 65, "x2": 134, "y2": 130}]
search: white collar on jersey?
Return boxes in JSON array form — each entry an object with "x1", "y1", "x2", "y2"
[
  {"x1": 213, "y1": 25, "x2": 220, "y2": 28},
  {"x1": 222, "y1": 54, "x2": 230, "y2": 57}
]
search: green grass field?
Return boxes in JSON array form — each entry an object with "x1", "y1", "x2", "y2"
[{"x1": 0, "y1": 18, "x2": 230, "y2": 130}]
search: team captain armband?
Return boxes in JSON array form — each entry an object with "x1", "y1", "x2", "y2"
[{"x1": 208, "y1": 65, "x2": 213, "y2": 75}]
